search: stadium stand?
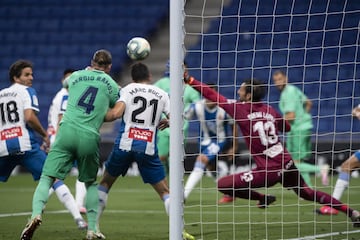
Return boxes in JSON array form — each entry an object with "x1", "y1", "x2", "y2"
[
  {"x1": 0, "y1": 0, "x2": 169, "y2": 127},
  {"x1": 185, "y1": 0, "x2": 360, "y2": 135}
]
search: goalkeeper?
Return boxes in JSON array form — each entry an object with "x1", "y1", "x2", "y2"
[
  {"x1": 154, "y1": 61, "x2": 200, "y2": 172},
  {"x1": 272, "y1": 70, "x2": 329, "y2": 187}
]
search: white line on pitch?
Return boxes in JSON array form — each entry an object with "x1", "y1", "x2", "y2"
[
  {"x1": 0, "y1": 209, "x2": 355, "y2": 218},
  {"x1": 286, "y1": 229, "x2": 360, "y2": 240}
]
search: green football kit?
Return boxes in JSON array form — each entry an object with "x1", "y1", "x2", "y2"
[
  {"x1": 32, "y1": 69, "x2": 119, "y2": 232},
  {"x1": 279, "y1": 84, "x2": 319, "y2": 187},
  {"x1": 154, "y1": 76, "x2": 200, "y2": 157}
]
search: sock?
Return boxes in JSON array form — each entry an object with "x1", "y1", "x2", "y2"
[
  {"x1": 48, "y1": 187, "x2": 54, "y2": 197},
  {"x1": 85, "y1": 182, "x2": 99, "y2": 232},
  {"x1": 162, "y1": 194, "x2": 170, "y2": 215},
  {"x1": 296, "y1": 162, "x2": 320, "y2": 173},
  {"x1": 53, "y1": 180, "x2": 82, "y2": 220},
  {"x1": 332, "y1": 172, "x2": 350, "y2": 200},
  {"x1": 184, "y1": 161, "x2": 206, "y2": 199},
  {"x1": 299, "y1": 186, "x2": 353, "y2": 217},
  {"x1": 75, "y1": 180, "x2": 87, "y2": 208},
  {"x1": 32, "y1": 175, "x2": 54, "y2": 218},
  {"x1": 96, "y1": 185, "x2": 109, "y2": 232}
]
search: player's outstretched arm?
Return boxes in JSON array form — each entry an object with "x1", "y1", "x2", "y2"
[
  {"x1": 104, "y1": 101, "x2": 126, "y2": 122},
  {"x1": 24, "y1": 109, "x2": 50, "y2": 148},
  {"x1": 184, "y1": 75, "x2": 235, "y2": 117}
]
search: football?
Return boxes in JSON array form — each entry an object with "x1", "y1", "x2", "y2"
[{"x1": 126, "y1": 37, "x2": 151, "y2": 60}]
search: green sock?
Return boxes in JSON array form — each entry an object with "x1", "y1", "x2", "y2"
[
  {"x1": 85, "y1": 182, "x2": 99, "y2": 232},
  {"x1": 296, "y1": 162, "x2": 320, "y2": 173},
  {"x1": 32, "y1": 175, "x2": 54, "y2": 218}
]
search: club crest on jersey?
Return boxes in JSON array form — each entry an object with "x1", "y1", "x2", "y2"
[
  {"x1": 129, "y1": 127, "x2": 153, "y2": 142},
  {"x1": 1, "y1": 126, "x2": 23, "y2": 140}
]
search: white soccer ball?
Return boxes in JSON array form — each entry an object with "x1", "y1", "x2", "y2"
[{"x1": 126, "y1": 37, "x2": 151, "y2": 60}]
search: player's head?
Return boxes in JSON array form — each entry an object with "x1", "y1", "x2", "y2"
[
  {"x1": 272, "y1": 70, "x2": 288, "y2": 91},
  {"x1": 131, "y1": 62, "x2": 151, "y2": 83},
  {"x1": 91, "y1": 49, "x2": 112, "y2": 73},
  {"x1": 62, "y1": 68, "x2": 75, "y2": 81},
  {"x1": 238, "y1": 79, "x2": 266, "y2": 102},
  {"x1": 9, "y1": 60, "x2": 33, "y2": 86},
  {"x1": 205, "y1": 83, "x2": 218, "y2": 109}
]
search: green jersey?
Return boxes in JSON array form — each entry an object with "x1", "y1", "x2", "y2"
[
  {"x1": 279, "y1": 84, "x2": 313, "y2": 131},
  {"x1": 62, "y1": 69, "x2": 119, "y2": 135},
  {"x1": 154, "y1": 76, "x2": 200, "y2": 112}
]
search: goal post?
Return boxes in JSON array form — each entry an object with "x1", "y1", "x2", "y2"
[
  {"x1": 169, "y1": 0, "x2": 185, "y2": 239},
  {"x1": 181, "y1": 0, "x2": 360, "y2": 239}
]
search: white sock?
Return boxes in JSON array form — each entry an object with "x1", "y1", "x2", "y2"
[
  {"x1": 75, "y1": 180, "x2": 87, "y2": 208},
  {"x1": 184, "y1": 161, "x2": 205, "y2": 200},
  {"x1": 332, "y1": 172, "x2": 350, "y2": 200},
  {"x1": 53, "y1": 181, "x2": 82, "y2": 220},
  {"x1": 48, "y1": 187, "x2": 54, "y2": 197},
  {"x1": 97, "y1": 185, "x2": 109, "y2": 231},
  {"x1": 162, "y1": 194, "x2": 170, "y2": 215}
]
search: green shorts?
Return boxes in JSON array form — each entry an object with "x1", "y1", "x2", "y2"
[
  {"x1": 42, "y1": 122, "x2": 100, "y2": 183},
  {"x1": 157, "y1": 128, "x2": 170, "y2": 157},
  {"x1": 156, "y1": 121, "x2": 190, "y2": 158},
  {"x1": 286, "y1": 129, "x2": 312, "y2": 161}
]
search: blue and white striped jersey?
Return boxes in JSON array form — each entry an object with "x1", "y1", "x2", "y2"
[
  {"x1": 0, "y1": 83, "x2": 40, "y2": 156},
  {"x1": 47, "y1": 88, "x2": 68, "y2": 144},
  {"x1": 115, "y1": 83, "x2": 170, "y2": 156},
  {"x1": 185, "y1": 99, "x2": 233, "y2": 146}
]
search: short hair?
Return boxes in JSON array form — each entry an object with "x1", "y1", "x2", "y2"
[
  {"x1": 63, "y1": 68, "x2": 75, "y2": 76},
  {"x1": 272, "y1": 69, "x2": 287, "y2": 77},
  {"x1": 131, "y1": 62, "x2": 150, "y2": 82},
  {"x1": 9, "y1": 60, "x2": 33, "y2": 83},
  {"x1": 92, "y1": 49, "x2": 112, "y2": 66},
  {"x1": 243, "y1": 79, "x2": 267, "y2": 102}
]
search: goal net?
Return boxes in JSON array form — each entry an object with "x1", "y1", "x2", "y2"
[{"x1": 181, "y1": 0, "x2": 360, "y2": 239}]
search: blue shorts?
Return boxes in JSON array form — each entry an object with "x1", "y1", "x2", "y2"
[
  {"x1": 354, "y1": 150, "x2": 360, "y2": 161},
  {"x1": 201, "y1": 141, "x2": 226, "y2": 163},
  {"x1": 105, "y1": 145, "x2": 165, "y2": 184},
  {"x1": 0, "y1": 146, "x2": 46, "y2": 182}
]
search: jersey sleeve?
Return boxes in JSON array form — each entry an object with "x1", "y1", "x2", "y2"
[
  {"x1": 163, "y1": 93, "x2": 170, "y2": 116},
  {"x1": 189, "y1": 78, "x2": 236, "y2": 119},
  {"x1": 59, "y1": 95, "x2": 68, "y2": 114},
  {"x1": 118, "y1": 87, "x2": 128, "y2": 104},
  {"x1": 24, "y1": 87, "x2": 40, "y2": 112}
]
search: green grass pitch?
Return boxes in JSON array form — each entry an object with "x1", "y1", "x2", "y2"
[{"x1": 1, "y1": 175, "x2": 359, "y2": 239}]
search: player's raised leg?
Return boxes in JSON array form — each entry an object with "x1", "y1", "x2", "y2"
[
  {"x1": 318, "y1": 152, "x2": 360, "y2": 215},
  {"x1": 217, "y1": 169, "x2": 277, "y2": 208},
  {"x1": 184, "y1": 154, "x2": 208, "y2": 200},
  {"x1": 283, "y1": 162, "x2": 360, "y2": 227},
  {"x1": 52, "y1": 180, "x2": 87, "y2": 229},
  {"x1": 75, "y1": 179, "x2": 87, "y2": 214}
]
